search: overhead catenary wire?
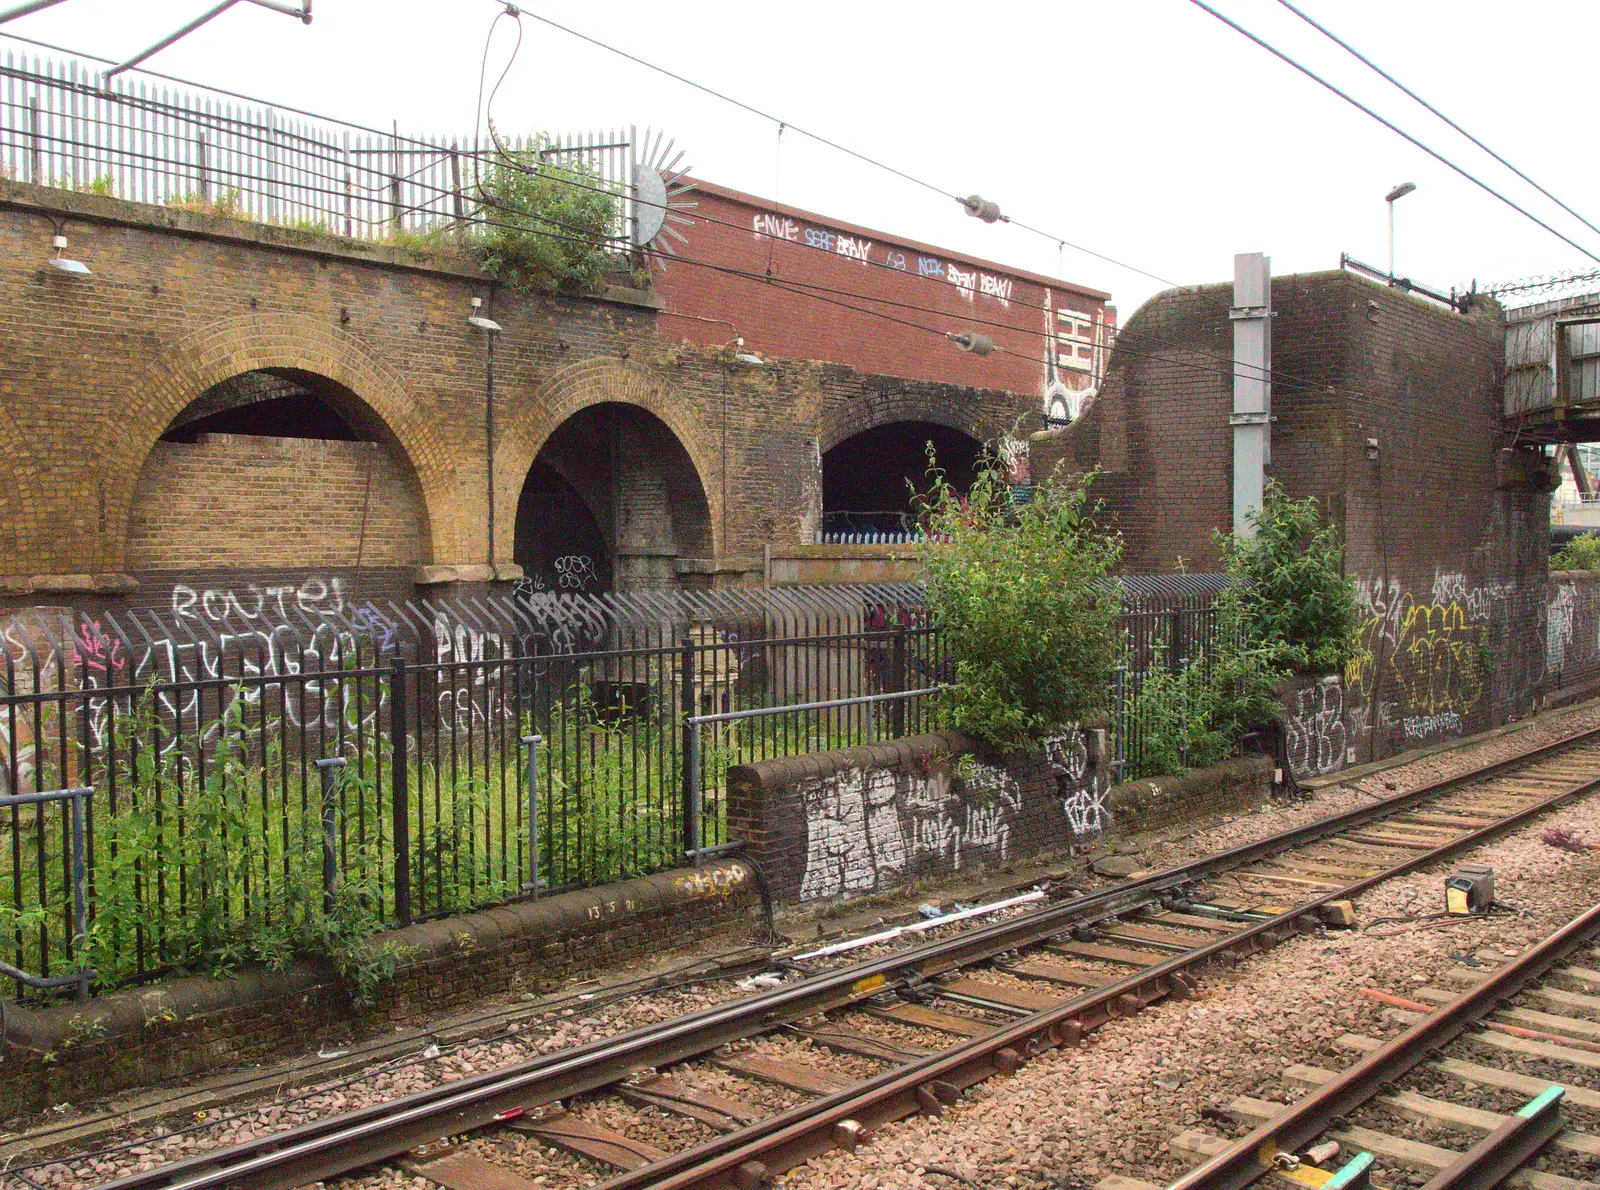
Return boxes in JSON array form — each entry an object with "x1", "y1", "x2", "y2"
[
  {"x1": 1275, "y1": 0, "x2": 1600, "y2": 244},
  {"x1": 1186, "y1": 0, "x2": 1600, "y2": 266},
  {"x1": 478, "y1": 1, "x2": 1183, "y2": 290},
  {"x1": 0, "y1": 30, "x2": 1369, "y2": 398}
]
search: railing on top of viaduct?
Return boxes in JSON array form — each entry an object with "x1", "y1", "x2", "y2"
[
  {"x1": 0, "y1": 578, "x2": 1227, "y2": 999},
  {"x1": 0, "y1": 45, "x2": 641, "y2": 247}
]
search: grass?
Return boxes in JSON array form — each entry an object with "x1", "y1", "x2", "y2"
[{"x1": 0, "y1": 676, "x2": 892, "y2": 1000}]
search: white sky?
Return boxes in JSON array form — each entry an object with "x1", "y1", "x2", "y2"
[{"x1": 6, "y1": 0, "x2": 1598, "y2": 316}]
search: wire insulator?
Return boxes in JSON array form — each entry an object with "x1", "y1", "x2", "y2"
[
  {"x1": 961, "y1": 194, "x2": 1004, "y2": 223},
  {"x1": 949, "y1": 331, "x2": 998, "y2": 355}
]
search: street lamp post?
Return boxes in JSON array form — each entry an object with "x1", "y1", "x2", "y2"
[{"x1": 1386, "y1": 182, "x2": 1417, "y2": 278}]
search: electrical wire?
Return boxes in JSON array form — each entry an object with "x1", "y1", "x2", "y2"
[
  {"x1": 0, "y1": 41, "x2": 1358, "y2": 398},
  {"x1": 1275, "y1": 0, "x2": 1600, "y2": 244},
  {"x1": 1186, "y1": 0, "x2": 1600, "y2": 266},
  {"x1": 0, "y1": 29, "x2": 1381, "y2": 400},
  {"x1": 480, "y1": 1, "x2": 1183, "y2": 289}
]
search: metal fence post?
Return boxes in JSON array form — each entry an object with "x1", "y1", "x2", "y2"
[
  {"x1": 28, "y1": 95, "x2": 42, "y2": 184},
  {"x1": 315, "y1": 758, "x2": 346, "y2": 914},
  {"x1": 521, "y1": 733, "x2": 544, "y2": 897},
  {"x1": 389, "y1": 657, "x2": 411, "y2": 926},
  {"x1": 680, "y1": 638, "x2": 698, "y2": 858},
  {"x1": 195, "y1": 131, "x2": 209, "y2": 202},
  {"x1": 890, "y1": 627, "x2": 907, "y2": 737},
  {"x1": 67, "y1": 788, "x2": 88, "y2": 1002}
]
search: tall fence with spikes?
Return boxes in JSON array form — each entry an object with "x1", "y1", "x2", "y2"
[
  {"x1": 0, "y1": 578, "x2": 1227, "y2": 998},
  {"x1": 0, "y1": 45, "x2": 694, "y2": 252}
]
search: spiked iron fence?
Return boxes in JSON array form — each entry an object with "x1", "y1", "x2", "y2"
[{"x1": 0, "y1": 580, "x2": 1223, "y2": 998}]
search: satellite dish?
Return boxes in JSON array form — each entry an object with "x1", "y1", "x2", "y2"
[{"x1": 631, "y1": 129, "x2": 697, "y2": 269}]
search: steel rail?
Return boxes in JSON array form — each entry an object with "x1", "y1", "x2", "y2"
[
  {"x1": 85, "y1": 723, "x2": 1600, "y2": 1190},
  {"x1": 593, "y1": 765, "x2": 1600, "y2": 1189},
  {"x1": 1166, "y1": 902, "x2": 1600, "y2": 1190}
]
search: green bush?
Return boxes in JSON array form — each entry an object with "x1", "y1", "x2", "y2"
[
  {"x1": 918, "y1": 451, "x2": 1123, "y2": 752},
  {"x1": 1215, "y1": 481, "x2": 1360, "y2": 675},
  {"x1": 474, "y1": 132, "x2": 621, "y2": 294},
  {"x1": 1553, "y1": 533, "x2": 1600, "y2": 571}
]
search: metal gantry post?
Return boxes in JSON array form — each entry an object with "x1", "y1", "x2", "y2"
[{"x1": 1229, "y1": 252, "x2": 1273, "y2": 537}]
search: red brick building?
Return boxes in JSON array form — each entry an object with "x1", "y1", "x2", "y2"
[{"x1": 653, "y1": 180, "x2": 1117, "y2": 428}]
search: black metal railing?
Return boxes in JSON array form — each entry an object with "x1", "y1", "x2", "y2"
[
  {"x1": 0, "y1": 621, "x2": 949, "y2": 996},
  {"x1": 1, "y1": 580, "x2": 1221, "y2": 998}
]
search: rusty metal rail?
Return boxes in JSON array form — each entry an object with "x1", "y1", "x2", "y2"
[
  {"x1": 594, "y1": 759, "x2": 1600, "y2": 1190},
  {"x1": 84, "y1": 721, "x2": 1600, "y2": 1190},
  {"x1": 1165, "y1": 902, "x2": 1600, "y2": 1190}
]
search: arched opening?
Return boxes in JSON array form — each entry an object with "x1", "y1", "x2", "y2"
[
  {"x1": 822, "y1": 421, "x2": 982, "y2": 536},
  {"x1": 513, "y1": 403, "x2": 713, "y2": 593},
  {"x1": 125, "y1": 368, "x2": 431, "y2": 576}
]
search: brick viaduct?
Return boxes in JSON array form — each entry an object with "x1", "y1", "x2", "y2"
[{"x1": 0, "y1": 181, "x2": 1035, "y2": 611}]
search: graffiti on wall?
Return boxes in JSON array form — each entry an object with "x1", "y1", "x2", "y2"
[
  {"x1": 1345, "y1": 570, "x2": 1514, "y2": 747},
  {"x1": 1285, "y1": 676, "x2": 1347, "y2": 780},
  {"x1": 1045, "y1": 730, "x2": 1108, "y2": 843},
  {"x1": 797, "y1": 758, "x2": 1022, "y2": 902},
  {"x1": 796, "y1": 728, "x2": 1108, "y2": 901},
  {"x1": 1546, "y1": 573, "x2": 1600, "y2": 690}
]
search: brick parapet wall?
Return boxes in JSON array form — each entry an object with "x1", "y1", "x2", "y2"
[
  {"x1": 0, "y1": 183, "x2": 1046, "y2": 598},
  {"x1": 730, "y1": 729, "x2": 1272, "y2": 907},
  {"x1": 1103, "y1": 756, "x2": 1274, "y2": 833},
  {"x1": 0, "y1": 858, "x2": 759, "y2": 1121}
]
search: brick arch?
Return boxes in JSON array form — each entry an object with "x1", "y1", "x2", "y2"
[
  {"x1": 494, "y1": 358, "x2": 723, "y2": 562},
  {"x1": 0, "y1": 403, "x2": 39, "y2": 576},
  {"x1": 105, "y1": 314, "x2": 456, "y2": 569},
  {"x1": 817, "y1": 391, "x2": 1003, "y2": 455}
]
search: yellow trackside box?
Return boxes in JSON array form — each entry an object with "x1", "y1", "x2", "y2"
[{"x1": 1446, "y1": 864, "x2": 1494, "y2": 915}]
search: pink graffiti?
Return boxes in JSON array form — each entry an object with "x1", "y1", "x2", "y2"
[{"x1": 72, "y1": 619, "x2": 126, "y2": 677}]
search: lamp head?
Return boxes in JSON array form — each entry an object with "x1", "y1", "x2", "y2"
[
  {"x1": 47, "y1": 234, "x2": 90, "y2": 276},
  {"x1": 1385, "y1": 182, "x2": 1417, "y2": 203}
]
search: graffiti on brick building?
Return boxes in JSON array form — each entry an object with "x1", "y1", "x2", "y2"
[
  {"x1": 172, "y1": 576, "x2": 348, "y2": 627},
  {"x1": 1546, "y1": 573, "x2": 1600, "y2": 690},
  {"x1": 1285, "y1": 676, "x2": 1347, "y2": 780},
  {"x1": 1044, "y1": 729, "x2": 1108, "y2": 843},
  {"x1": 796, "y1": 757, "x2": 1022, "y2": 901},
  {"x1": 554, "y1": 554, "x2": 600, "y2": 591},
  {"x1": 1403, "y1": 712, "x2": 1462, "y2": 740},
  {"x1": 1346, "y1": 570, "x2": 1511, "y2": 746}
]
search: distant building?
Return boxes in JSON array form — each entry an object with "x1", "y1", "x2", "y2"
[{"x1": 652, "y1": 180, "x2": 1117, "y2": 429}]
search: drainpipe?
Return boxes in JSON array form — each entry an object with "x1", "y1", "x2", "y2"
[{"x1": 1230, "y1": 252, "x2": 1272, "y2": 537}]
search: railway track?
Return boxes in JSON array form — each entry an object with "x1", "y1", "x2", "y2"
[
  {"x1": 42, "y1": 724, "x2": 1600, "y2": 1190},
  {"x1": 1151, "y1": 899, "x2": 1600, "y2": 1190}
]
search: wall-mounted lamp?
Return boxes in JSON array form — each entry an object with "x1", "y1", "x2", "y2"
[
  {"x1": 48, "y1": 234, "x2": 90, "y2": 276},
  {"x1": 732, "y1": 335, "x2": 764, "y2": 366},
  {"x1": 949, "y1": 330, "x2": 998, "y2": 355},
  {"x1": 1365, "y1": 437, "x2": 1381, "y2": 460},
  {"x1": 467, "y1": 295, "x2": 502, "y2": 334}
]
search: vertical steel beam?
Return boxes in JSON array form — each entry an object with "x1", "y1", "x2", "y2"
[{"x1": 1230, "y1": 252, "x2": 1272, "y2": 537}]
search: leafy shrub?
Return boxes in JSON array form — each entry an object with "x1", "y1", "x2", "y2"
[
  {"x1": 1215, "y1": 481, "x2": 1360, "y2": 675},
  {"x1": 1129, "y1": 641, "x2": 1287, "y2": 776},
  {"x1": 1553, "y1": 533, "x2": 1600, "y2": 572},
  {"x1": 918, "y1": 450, "x2": 1123, "y2": 752},
  {"x1": 474, "y1": 132, "x2": 620, "y2": 294}
]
